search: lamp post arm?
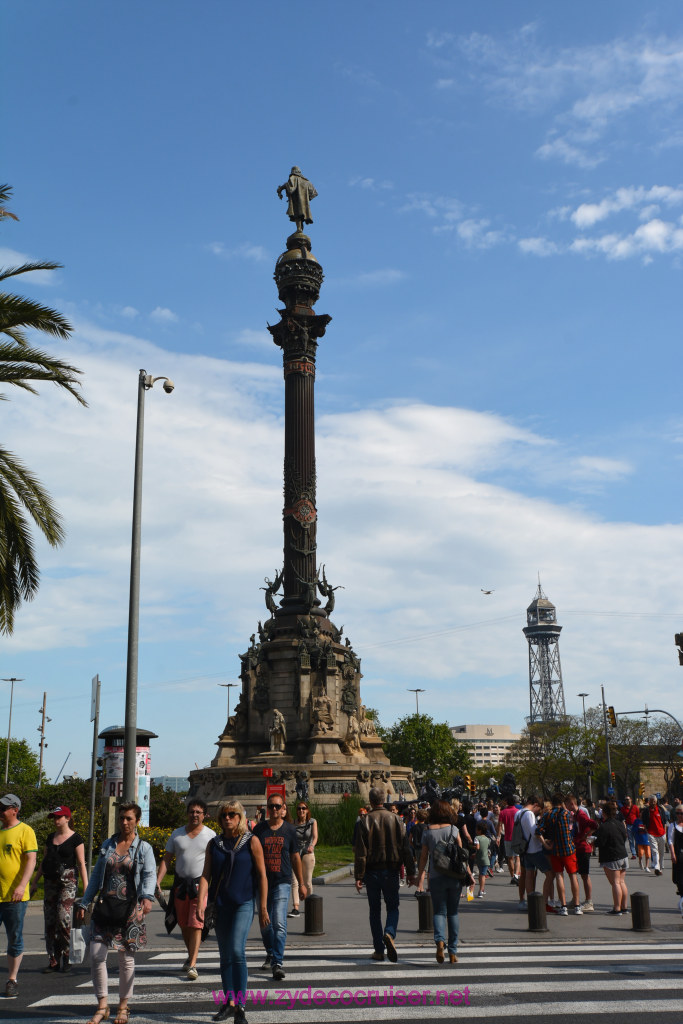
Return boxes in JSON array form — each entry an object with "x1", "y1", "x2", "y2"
[{"x1": 618, "y1": 708, "x2": 683, "y2": 737}]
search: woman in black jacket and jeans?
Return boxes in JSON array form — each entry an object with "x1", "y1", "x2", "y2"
[{"x1": 595, "y1": 802, "x2": 629, "y2": 915}]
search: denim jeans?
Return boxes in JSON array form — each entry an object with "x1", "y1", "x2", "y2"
[
  {"x1": 260, "y1": 880, "x2": 290, "y2": 966},
  {"x1": 0, "y1": 900, "x2": 27, "y2": 956},
  {"x1": 215, "y1": 899, "x2": 254, "y2": 1006},
  {"x1": 428, "y1": 873, "x2": 462, "y2": 955},
  {"x1": 626, "y1": 824, "x2": 637, "y2": 857},
  {"x1": 364, "y1": 868, "x2": 400, "y2": 954}
]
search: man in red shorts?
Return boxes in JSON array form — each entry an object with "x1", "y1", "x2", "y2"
[
  {"x1": 539, "y1": 792, "x2": 582, "y2": 916},
  {"x1": 157, "y1": 800, "x2": 215, "y2": 980}
]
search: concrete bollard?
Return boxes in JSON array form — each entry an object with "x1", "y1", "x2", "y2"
[
  {"x1": 304, "y1": 894, "x2": 324, "y2": 935},
  {"x1": 631, "y1": 891, "x2": 652, "y2": 932},
  {"x1": 527, "y1": 891, "x2": 548, "y2": 932},
  {"x1": 417, "y1": 891, "x2": 434, "y2": 932}
]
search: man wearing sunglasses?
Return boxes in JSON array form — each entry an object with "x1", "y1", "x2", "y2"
[{"x1": 253, "y1": 798, "x2": 307, "y2": 981}]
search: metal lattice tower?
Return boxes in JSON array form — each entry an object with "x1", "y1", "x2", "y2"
[{"x1": 523, "y1": 582, "x2": 567, "y2": 724}]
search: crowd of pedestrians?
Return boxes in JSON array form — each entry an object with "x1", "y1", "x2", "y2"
[{"x1": 1, "y1": 786, "x2": 682, "y2": 1023}]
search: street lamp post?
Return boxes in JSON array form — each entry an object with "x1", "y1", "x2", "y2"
[
  {"x1": 123, "y1": 369, "x2": 174, "y2": 803},
  {"x1": 577, "y1": 692, "x2": 592, "y2": 801},
  {"x1": 2, "y1": 677, "x2": 24, "y2": 785},
  {"x1": 219, "y1": 683, "x2": 238, "y2": 722},
  {"x1": 407, "y1": 688, "x2": 425, "y2": 715}
]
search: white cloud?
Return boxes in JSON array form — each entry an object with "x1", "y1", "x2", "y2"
[
  {"x1": 569, "y1": 456, "x2": 633, "y2": 482},
  {"x1": 518, "y1": 237, "x2": 560, "y2": 257},
  {"x1": 569, "y1": 218, "x2": 683, "y2": 261},
  {"x1": 150, "y1": 306, "x2": 179, "y2": 324},
  {"x1": 433, "y1": 29, "x2": 683, "y2": 167},
  {"x1": 400, "y1": 194, "x2": 506, "y2": 248},
  {"x1": 571, "y1": 186, "x2": 683, "y2": 228},
  {"x1": 455, "y1": 219, "x2": 506, "y2": 248},
  {"x1": 232, "y1": 327, "x2": 273, "y2": 351},
  {"x1": 354, "y1": 268, "x2": 406, "y2": 287},
  {"x1": 349, "y1": 177, "x2": 394, "y2": 191},
  {"x1": 119, "y1": 306, "x2": 139, "y2": 319},
  {"x1": 208, "y1": 242, "x2": 269, "y2": 262}
]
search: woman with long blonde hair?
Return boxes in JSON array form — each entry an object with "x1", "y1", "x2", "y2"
[{"x1": 197, "y1": 801, "x2": 269, "y2": 1023}]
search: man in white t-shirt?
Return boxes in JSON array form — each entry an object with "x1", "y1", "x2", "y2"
[
  {"x1": 518, "y1": 795, "x2": 554, "y2": 907},
  {"x1": 157, "y1": 800, "x2": 215, "y2": 981}
]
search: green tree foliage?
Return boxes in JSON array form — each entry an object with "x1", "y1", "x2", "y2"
[
  {"x1": 378, "y1": 714, "x2": 472, "y2": 785},
  {"x1": 0, "y1": 736, "x2": 45, "y2": 787},
  {"x1": 506, "y1": 707, "x2": 677, "y2": 800},
  {"x1": 149, "y1": 781, "x2": 187, "y2": 829},
  {"x1": 0, "y1": 184, "x2": 86, "y2": 634}
]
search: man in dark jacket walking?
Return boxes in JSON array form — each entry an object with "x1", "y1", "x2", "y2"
[{"x1": 354, "y1": 788, "x2": 416, "y2": 961}]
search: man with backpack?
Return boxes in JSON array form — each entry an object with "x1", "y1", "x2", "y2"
[{"x1": 513, "y1": 795, "x2": 554, "y2": 911}]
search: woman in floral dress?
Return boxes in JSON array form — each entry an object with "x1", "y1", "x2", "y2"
[{"x1": 77, "y1": 802, "x2": 156, "y2": 1024}]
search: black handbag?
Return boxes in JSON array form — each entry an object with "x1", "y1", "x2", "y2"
[{"x1": 92, "y1": 892, "x2": 136, "y2": 928}]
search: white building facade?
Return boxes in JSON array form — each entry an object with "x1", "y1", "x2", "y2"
[{"x1": 450, "y1": 724, "x2": 520, "y2": 768}]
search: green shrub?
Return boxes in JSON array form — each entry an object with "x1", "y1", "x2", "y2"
[{"x1": 308, "y1": 795, "x2": 362, "y2": 845}]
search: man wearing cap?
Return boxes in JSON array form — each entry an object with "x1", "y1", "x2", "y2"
[
  {"x1": 30, "y1": 805, "x2": 87, "y2": 974},
  {"x1": 0, "y1": 793, "x2": 38, "y2": 998}
]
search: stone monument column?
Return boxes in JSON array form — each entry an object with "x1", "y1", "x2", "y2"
[{"x1": 189, "y1": 169, "x2": 416, "y2": 811}]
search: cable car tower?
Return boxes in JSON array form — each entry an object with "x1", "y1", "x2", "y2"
[{"x1": 523, "y1": 581, "x2": 567, "y2": 724}]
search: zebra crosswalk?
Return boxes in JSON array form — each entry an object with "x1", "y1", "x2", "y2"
[{"x1": 25, "y1": 940, "x2": 683, "y2": 1022}]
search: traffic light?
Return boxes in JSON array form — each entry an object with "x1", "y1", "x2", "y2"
[
  {"x1": 678, "y1": 765, "x2": 683, "y2": 785},
  {"x1": 639, "y1": 782, "x2": 645, "y2": 797},
  {"x1": 464, "y1": 774, "x2": 472, "y2": 792},
  {"x1": 469, "y1": 777, "x2": 476, "y2": 794},
  {"x1": 96, "y1": 756, "x2": 104, "y2": 781},
  {"x1": 611, "y1": 771, "x2": 616, "y2": 781},
  {"x1": 675, "y1": 633, "x2": 683, "y2": 665},
  {"x1": 607, "y1": 706, "x2": 617, "y2": 727}
]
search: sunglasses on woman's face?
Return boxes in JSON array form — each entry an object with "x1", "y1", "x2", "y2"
[
  {"x1": 221, "y1": 811, "x2": 239, "y2": 819},
  {"x1": 297, "y1": 806, "x2": 307, "y2": 811}
]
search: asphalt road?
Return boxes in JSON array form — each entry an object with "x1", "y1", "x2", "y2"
[{"x1": 6, "y1": 860, "x2": 683, "y2": 1023}]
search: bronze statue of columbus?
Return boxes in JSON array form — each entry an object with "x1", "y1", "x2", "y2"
[{"x1": 277, "y1": 166, "x2": 318, "y2": 232}]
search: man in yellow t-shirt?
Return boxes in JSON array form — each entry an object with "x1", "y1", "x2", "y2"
[{"x1": 0, "y1": 793, "x2": 38, "y2": 999}]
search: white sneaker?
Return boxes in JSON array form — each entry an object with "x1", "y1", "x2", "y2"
[
  {"x1": 186, "y1": 966, "x2": 198, "y2": 981},
  {"x1": 581, "y1": 900, "x2": 594, "y2": 912},
  {"x1": 572, "y1": 906, "x2": 583, "y2": 915},
  {"x1": 645, "y1": 867, "x2": 651, "y2": 872},
  {"x1": 517, "y1": 899, "x2": 527, "y2": 910}
]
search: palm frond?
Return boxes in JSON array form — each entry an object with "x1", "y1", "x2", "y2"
[
  {"x1": 0, "y1": 261, "x2": 62, "y2": 283},
  {"x1": 0, "y1": 184, "x2": 18, "y2": 223},
  {"x1": 0, "y1": 292, "x2": 73, "y2": 340},
  {"x1": 0, "y1": 447, "x2": 67, "y2": 634},
  {"x1": 0, "y1": 340, "x2": 87, "y2": 405},
  {"x1": 0, "y1": 447, "x2": 66, "y2": 545}
]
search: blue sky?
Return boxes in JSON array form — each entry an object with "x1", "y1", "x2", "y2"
[{"x1": 2, "y1": 1, "x2": 683, "y2": 781}]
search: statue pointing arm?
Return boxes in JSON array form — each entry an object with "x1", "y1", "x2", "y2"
[{"x1": 277, "y1": 167, "x2": 318, "y2": 232}]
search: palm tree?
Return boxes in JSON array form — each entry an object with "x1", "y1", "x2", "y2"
[{"x1": 0, "y1": 184, "x2": 86, "y2": 634}]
